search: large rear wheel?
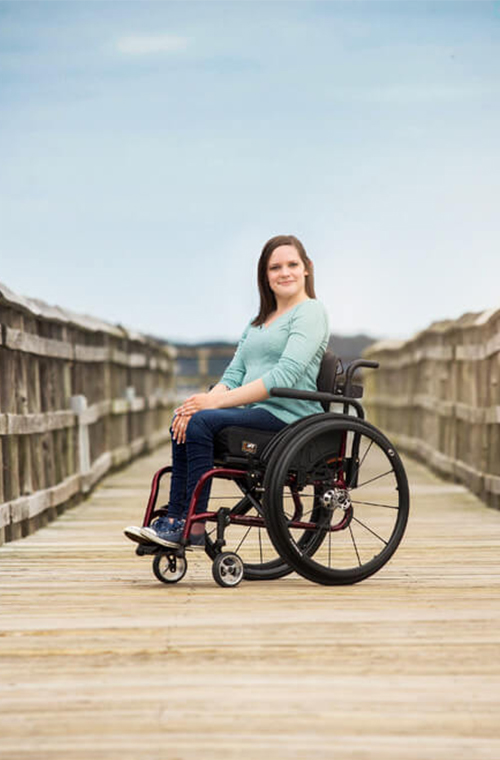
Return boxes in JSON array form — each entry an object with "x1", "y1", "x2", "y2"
[{"x1": 264, "y1": 416, "x2": 410, "y2": 585}]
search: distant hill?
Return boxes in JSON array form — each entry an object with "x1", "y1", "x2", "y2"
[
  {"x1": 327, "y1": 333, "x2": 377, "y2": 365},
  {"x1": 157, "y1": 333, "x2": 377, "y2": 355}
]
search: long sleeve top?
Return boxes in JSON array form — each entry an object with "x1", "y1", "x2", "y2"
[{"x1": 219, "y1": 298, "x2": 330, "y2": 424}]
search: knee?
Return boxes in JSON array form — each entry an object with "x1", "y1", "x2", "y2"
[{"x1": 185, "y1": 410, "x2": 211, "y2": 443}]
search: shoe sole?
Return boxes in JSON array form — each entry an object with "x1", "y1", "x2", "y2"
[
  {"x1": 140, "y1": 527, "x2": 182, "y2": 549},
  {"x1": 124, "y1": 527, "x2": 153, "y2": 545}
]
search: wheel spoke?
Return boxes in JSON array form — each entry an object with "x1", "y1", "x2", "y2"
[
  {"x1": 351, "y1": 514, "x2": 388, "y2": 545},
  {"x1": 354, "y1": 469, "x2": 395, "y2": 490},
  {"x1": 348, "y1": 524, "x2": 362, "y2": 566},
  {"x1": 348, "y1": 438, "x2": 374, "y2": 488},
  {"x1": 350, "y1": 499, "x2": 399, "y2": 510},
  {"x1": 235, "y1": 525, "x2": 253, "y2": 554}
]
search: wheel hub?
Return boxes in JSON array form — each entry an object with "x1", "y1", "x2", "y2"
[{"x1": 321, "y1": 488, "x2": 352, "y2": 512}]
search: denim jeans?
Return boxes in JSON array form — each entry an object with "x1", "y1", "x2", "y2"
[{"x1": 167, "y1": 407, "x2": 287, "y2": 519}]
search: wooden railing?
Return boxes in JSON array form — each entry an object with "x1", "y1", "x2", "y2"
[
  {"x1": 363, "y1": 308, "x2": 500, "y2": 510},
  {"x1": 0, "y1": 282, "x2": 176, "y2": 545},
  {"x1": 175, "y1": 345, "x2": 235, "y2": 395}
]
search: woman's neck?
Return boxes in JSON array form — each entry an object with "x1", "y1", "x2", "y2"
[{"x1": 274, "y1": 293, "x2": 309, "y2": 314}]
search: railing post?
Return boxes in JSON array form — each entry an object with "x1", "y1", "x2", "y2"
[
  {"x1": 197, "y1": 349, "x2": 209, "y2": 389},
  {"x1": 70, "y1": 395, "x2": 91, "y2": 491}
]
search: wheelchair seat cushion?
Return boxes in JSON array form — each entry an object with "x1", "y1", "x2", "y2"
[{"x1": 214, "y1": 426, "x2": 277, "y2": 465}]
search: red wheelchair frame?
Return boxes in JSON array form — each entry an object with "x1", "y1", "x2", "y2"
[{"x1": 132, "y1": 357, "x2": 410, "y2": 587}]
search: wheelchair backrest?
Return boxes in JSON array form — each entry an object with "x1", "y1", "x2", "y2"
[{"x1": 316, "y1": 350, "x2": 341, "y2": 411}]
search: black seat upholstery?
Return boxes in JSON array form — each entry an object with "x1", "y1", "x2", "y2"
[
  {"x1": 213, "y1": 350, "x2": 340, "y2": 466},
  {"x1": 316, "y1": 350, "x2": 340, "y2": 410}
]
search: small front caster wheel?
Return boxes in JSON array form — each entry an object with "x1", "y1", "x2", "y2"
[
  {"x1": 212, "y1": 552, "x2": 244, "y2": 588},
  {"x1": 153, "y1": 552, "x2": 187, "y2": 584}
]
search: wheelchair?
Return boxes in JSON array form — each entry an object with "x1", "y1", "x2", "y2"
[{"x1": 133, "y1": 352, "x2": 410, "y2": 587}]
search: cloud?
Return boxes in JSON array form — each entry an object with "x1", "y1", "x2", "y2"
[{"x1": 116, "y1": 35, "x2": 189, "y2": 55}]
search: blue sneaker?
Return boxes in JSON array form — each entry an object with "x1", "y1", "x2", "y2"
[
  {"x1": 124, "y1": 516, "x2": 172, "y2": 545},
  {"x1": 141, "y1": 518, "x2": 186, "y2": 548}
]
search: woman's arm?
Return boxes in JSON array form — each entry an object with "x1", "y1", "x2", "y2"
[
  {"x1": 179, "y1": 378, "x2": 268, "y2": 415},
  {"x1": 208, "y1": 382, "x2": 230, "y2": 395},
  {"x1": 214, "y1": 378, "x2": 268, "y2": 407}
]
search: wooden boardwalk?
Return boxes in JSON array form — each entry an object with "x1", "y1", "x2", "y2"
[{"x1": 1, "y1": 445, "x2": 499, "y2": 760}]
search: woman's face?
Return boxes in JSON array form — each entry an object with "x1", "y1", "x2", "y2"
[{"x1": 267, "y1": 244, "x2": 308, "y2": 301}]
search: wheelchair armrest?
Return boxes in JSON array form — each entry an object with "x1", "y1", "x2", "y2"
[
  {"x1": 269, "y1": 387, "x2": 364, "y2": 418},
  {"x1": 270, "y1": 387, "x2": 337, "y2": 403}
]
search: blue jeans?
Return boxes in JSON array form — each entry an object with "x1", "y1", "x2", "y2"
[{"x1": 167, "y1": 407, "x2": 287, "y2": 519}]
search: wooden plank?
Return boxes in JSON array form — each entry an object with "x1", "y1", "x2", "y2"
[
  {"x1": 0, "y1": 502, "x2": 9, "y2": 530},
  {"x1": 0, "y1": 443, "x2": 4, "y2": 506},
  {"x1": 81, "y1": 451, "x2": 112, "y2": 492},
  {"x1": 368, "y1": 397, "x2": 500, "y2": 425},
  {"x1": 74, "y1": 345, "x2": 110, "y2": 363},
  {"x1": 1, "y1": 410, "x2": 75, "y2": 434},
  {"x1": 79, "y1": 400, "x2": 111, "y2": 426},
  {"x1": 111, "y1": 443, "x2": 133, "y2": 467},
  {"x1": 9, "y1": 490, "x2": 51, "y2": 523},
  {"x1": 28, "y1": 350, "x2": 45, "y2": 494},
  {"x1": 0, "y1": 402, "x2": 168, "y2": 435},
  {"x1": 147, "y1": 427, "x2": 171, "y2": 448},
  {"x1": 4, "y1": 326, "x2": 73, "y2": 360},
  {"x1": 49, "y1": 473, "x2": 81, "y2": 506},
  {"x1": 0, "y1": 280, "x2": 125, "y2": 337},
  {"x1": 0, "y1": 450, "x2": 499, "y2": 759},
  {"x1": 1, "y1": 336, "x2": 21, "y2": 510},
  {"x1": 111, "y1": 399, "x2": 129, "y2": 415},
  {"x1": 4, "y1": 472, "x2": 84, "y2": 525},
  {"x1": 127, "y1": 352, "x2": 148, "y2": 368}
]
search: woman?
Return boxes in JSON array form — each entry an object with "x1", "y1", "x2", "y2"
[{"x1": 124, "y1": 234, "x2": 329, "y2": 550}]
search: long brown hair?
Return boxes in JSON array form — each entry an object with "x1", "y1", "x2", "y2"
[{"x1": 252, "y1": 234, "x2": 316, "y2": 327}]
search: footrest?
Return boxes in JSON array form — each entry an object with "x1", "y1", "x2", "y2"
[{"x1": 135, "y1": 544, "x2": 160, "y2": 556}]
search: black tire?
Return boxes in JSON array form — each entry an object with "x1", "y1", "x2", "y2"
[
  {"x1": 212, "y1": 552, "x2": 245, "y2": 588},
  {"x1": 204, "y1": 487, "x2": 328, "y2": 582},
  {"x1": 264, "y1": 415, "x2": 410, "y2": 586},
  {"x1": 204, "y1": 493, "x2": 293, "y2": 581},
  {"x1": 152, "y1": 552, "x2": 187, "y2": 584}
]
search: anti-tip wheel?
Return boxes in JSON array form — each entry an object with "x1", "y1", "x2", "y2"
[
  {"x1": 212, "y1": 552, "x2": 244, "y2": 588},
  {"x1": 152, "y1": 552, "x2": 187, "y2": 584}
]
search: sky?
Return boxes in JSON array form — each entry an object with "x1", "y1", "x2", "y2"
[{"x1": 0, "y1": 1, "x2": 499, "y2": 344}]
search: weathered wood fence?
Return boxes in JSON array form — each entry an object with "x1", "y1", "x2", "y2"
[
  {"x1": 175, "y1": 345, "x2": 235, "y2": 394},
  {"x1": 364, "y1": 307, "x2": 500, "y2": 510},
  {"x1": 0, "y1": 282, "x2": 177, "y2": 545}
]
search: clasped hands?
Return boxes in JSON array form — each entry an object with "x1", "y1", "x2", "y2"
[{"x1": 172, "y1": 392, "x2": 219, "y2": 444}]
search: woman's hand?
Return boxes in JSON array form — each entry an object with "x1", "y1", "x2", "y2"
[
  {"x1": 177, "y1": 392, "x2": 220, "y2": 416},
  {"x1": 171, "y1": 412, "x2": 192, "y2": 444},
  {"x1": 172, "y1": 393, "x2": 220, "y2": 444}
]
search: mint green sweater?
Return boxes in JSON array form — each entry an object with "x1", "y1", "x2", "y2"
[{"x1": 220, "y1": 299, "x2": 330, "y2": 424}]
